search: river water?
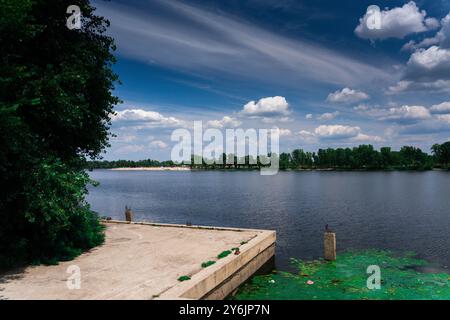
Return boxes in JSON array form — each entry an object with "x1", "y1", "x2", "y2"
[{"x1": 87, "y1": 170, "x2": 450, "y2": 270}]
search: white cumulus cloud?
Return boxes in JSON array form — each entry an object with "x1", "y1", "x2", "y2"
[
  {"x1": 326, "y1": 88, "x2": 369, "y2": 104},
  {"x1": 314, "y1": 125, "x2": 361, "y2": 139},
  {"x1": 207, "y1": 116, "x2": 242, "y2": 128},
  {"x1": 380, "y1": 105, "x2": 431, "y2": 123},
  {"x1": 391, "y1": 12, "x2": 450, "y2": 95},
  {"x1": 352, "y1": 133, "x2": 384, "y2": 142},
  {"x1": 354, "y1": 104, "x2": 370, "y2": 111},
  {"x1": 112, "y1": 109, "x2": 183, "y2": 127},
  {"x1": 437, "y1": 114, "x2": 450, "y2": 123},
  {"x1": 241, "y1": 96, "x2": 290, "y2": 117},
  {"x1": 150, "y1": 140, "x2": 168, "y2": 149},
  {"x1": 402, "y1": 13, "x2": 450, "y2": 51},
  {"x1": 355, "y1": 1, "x2": 438, "y2": 40},
  {"x1": 298, "y1": 130, "x2": 315, "y2": 137},
  {"x1": 403, "y1": 46, "x2": 450, "y2": 82},
  {"x1": 296, "y1": 126, "x2": 383, "y2": 142},
  {"x1": 317, "y1": 111, "x2": 340, "y2": 121},
  {"x1": 387, "y1": 79, "x2": 450, "y2": 94},
  {"x1": 278, "y1": 128, "x2": 292, "y2": 137},
  {"x1": 430, "y1": 102, "x2": 450, "y2": 114}
]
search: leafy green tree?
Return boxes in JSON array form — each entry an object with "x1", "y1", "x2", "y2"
[
  {"x1": 279, "y1": 152, "x2": 291, "y2": 170},
  {"x1": 432, "y1": 142, "x2": 450, "y2": 168},
  {"x1": 0, "y1": 0, "x2": 119, "y2": 267},
  {"x1": 399, "y1": 146, "x2": 431, "y2": 169},
  {"x1": 380, "y1": 147, "x2": 392, "y2": 168}
]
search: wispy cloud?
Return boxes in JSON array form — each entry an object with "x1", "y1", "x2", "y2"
[{"x1": 95, "y1": 0, "x2": 390, "y2": 88}]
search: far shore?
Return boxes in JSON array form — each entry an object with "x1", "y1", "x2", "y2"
[
  {"x1": 98, "y1": 167, "x2": 450, "y2": 172},
  {"x1": 110, "y1": 167, "x2": 190, "y2": 171}
]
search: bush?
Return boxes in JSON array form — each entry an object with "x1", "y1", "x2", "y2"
[{"x1": 0, "y1": 157, "x2": 105, "y2": 268}]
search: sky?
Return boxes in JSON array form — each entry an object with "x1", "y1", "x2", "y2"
[{"x1": 92, "y1": 0, "x2": 450, "y2": 160}]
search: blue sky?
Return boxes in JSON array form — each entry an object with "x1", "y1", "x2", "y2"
[{"x1": 93, "y1": 0, "x2": 450, "y2": 160}]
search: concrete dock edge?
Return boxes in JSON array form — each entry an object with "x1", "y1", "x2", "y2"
[{"x1": 103, "y1": 220, "x2": 276, "y2": 300}]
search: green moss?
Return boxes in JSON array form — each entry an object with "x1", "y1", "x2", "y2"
[
  {"x1": 231, "y1": 247, "x2": 239, "y2": 251},
  {"x1": 201, "y1": 260, "x2": 216, "y2": 268},
  {"x1": 240, "y1": 241, "x2": 248, "y2": 245},
  {"x1": 177, "y1": 275, "x2": 191, "y2": 282},
  {"x1": 218, "y1": 250, "x2": 232, "y2": 259},
  {"x1": 232, "y1": 250, "x2": 450, "y2": 300}
]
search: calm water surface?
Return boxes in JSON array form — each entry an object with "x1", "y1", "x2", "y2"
[{"x1": 86, "y1": 170, "x2": 450, "y2": 271}]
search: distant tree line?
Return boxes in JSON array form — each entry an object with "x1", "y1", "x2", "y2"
[
  {"x1": 86, "y1": 159, "x2": 176, "y2": 169},
  {"x1": 278, "y1": 145, "x2": 435, "y2": 170},
  {"x1": 87, "y1": 142, "x2": 450, "y2": 171}
]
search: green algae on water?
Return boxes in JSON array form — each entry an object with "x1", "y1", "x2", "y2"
[{"x1": 232, "y1": 250, "x2": 450, "y2": 300}]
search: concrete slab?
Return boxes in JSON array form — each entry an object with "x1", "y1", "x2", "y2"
[{"x1": 0, "y1": 221, "x2": 275, "y2": 300}]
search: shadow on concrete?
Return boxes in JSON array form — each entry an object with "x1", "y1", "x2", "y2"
[{"x1": 0, "y1": 266, "x2": 28, "y2": 300}]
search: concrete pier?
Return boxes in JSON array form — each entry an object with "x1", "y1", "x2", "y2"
[{"x1": 0, "y1": 220, "x2": 275, "y2": 300}]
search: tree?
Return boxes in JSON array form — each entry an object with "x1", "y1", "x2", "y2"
[
  {"x1": 380, "y1": 147, "x2": 392, "y2": 168},
  {"x1": 399, "y1": 146, "x2": 431, "y2": 169},
  {"x1": 0, "y1": 0, "x2": 119, "y2": 267},
  {"x1": 432, "y1": 142, "x2": 450, "y2": 167},
  {"x1": 279, "y1": 153, "x2": 291, "y2": 170}
]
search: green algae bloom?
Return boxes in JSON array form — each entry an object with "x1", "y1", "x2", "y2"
[{"x1": 232, "y1": 250, "x2": 449, "y2": 300}]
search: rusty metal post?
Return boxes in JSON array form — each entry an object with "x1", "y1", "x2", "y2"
[{"x1": 324, "y1": 232, "x2": 336, "y2": 261}]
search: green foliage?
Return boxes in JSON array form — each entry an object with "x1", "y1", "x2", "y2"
[
  {"x1": 0, "y1": 0, "x2": 118, "y2": 268},
  {"x1": 23, "y1": 158, "x2": 105, "y2": 264},
  {"x1": 201, "y1": 260, "x2": 216, "y2": 268},
  {"x1": 217, "y1": 250, "x2": 232, "y2": 259},
  {"x1": 233, "y1": 250, "x2": 450, "y2": 300},
  {"x1": 178, "y1": 275, "x2": 191, "y2": 282},
  {"x1": 432, "y1": 142, "x2": 450, "y2": 168}
]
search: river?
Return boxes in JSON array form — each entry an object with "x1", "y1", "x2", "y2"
[{"x1": 87, "y1": 170, "x2": 450, "y2": 271}]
